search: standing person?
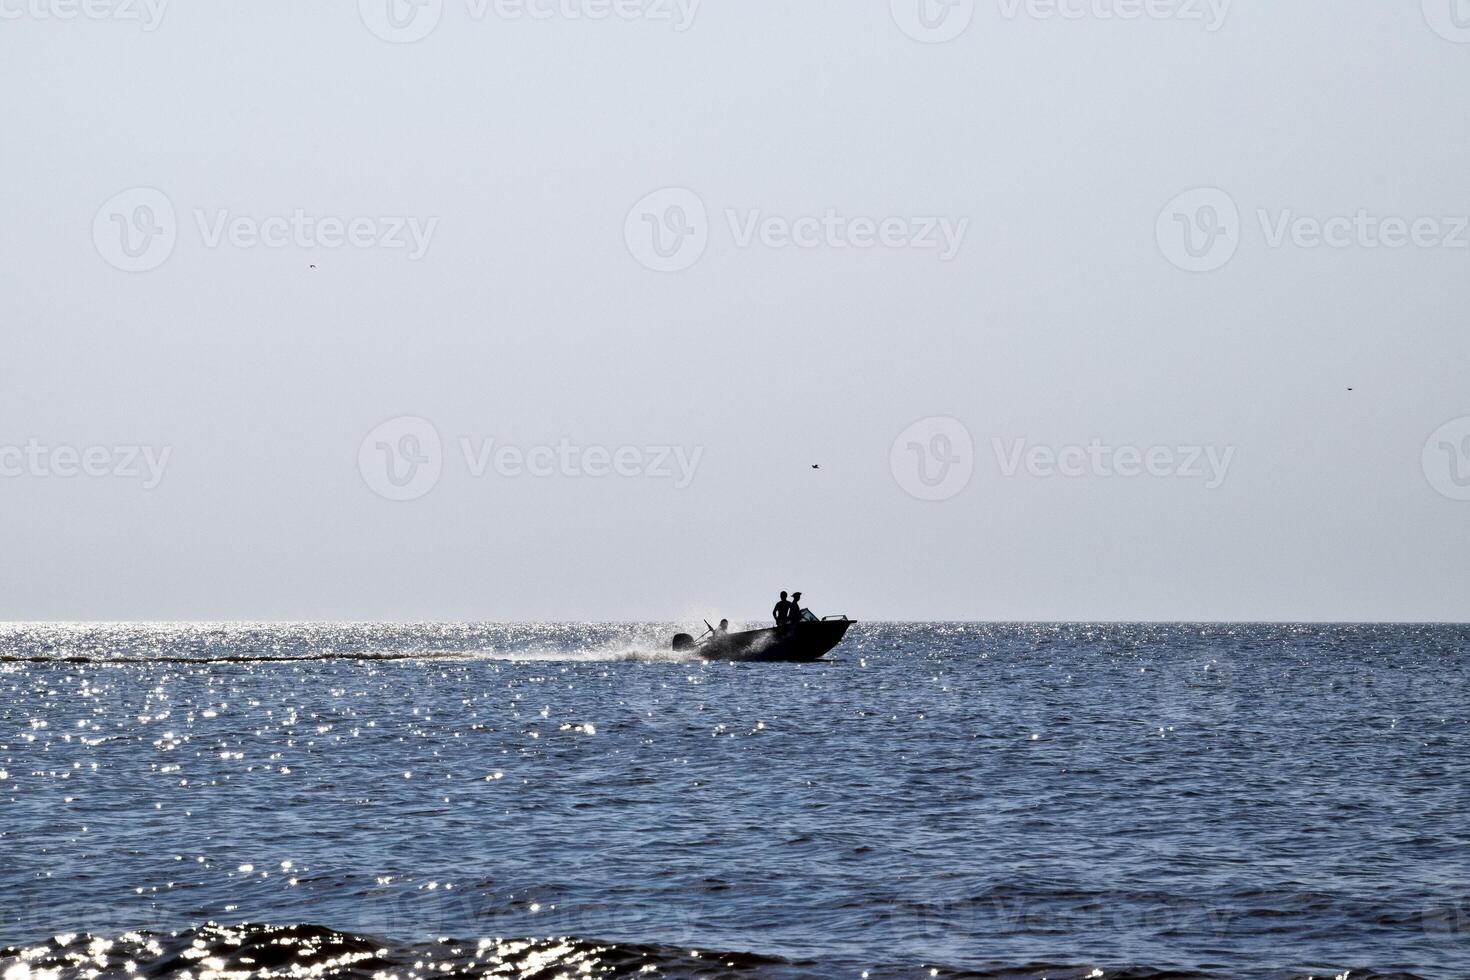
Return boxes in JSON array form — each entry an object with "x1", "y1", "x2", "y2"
[
  {"x1": 772, "y1": 591, "x2": 791, "y2": 627},
  {"x1": 789, "y1": 591, "x2": 804, "y2": 625}
]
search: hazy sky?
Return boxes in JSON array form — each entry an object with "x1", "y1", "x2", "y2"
[{"x1": 2, "y1": 0, "x2": 1469, "y2": 622}]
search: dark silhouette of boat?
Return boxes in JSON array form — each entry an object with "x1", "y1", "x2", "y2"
[{"x1": 671, "y1": 614, "x2": 855, "y2": 662}]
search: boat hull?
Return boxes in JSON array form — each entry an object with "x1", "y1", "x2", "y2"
[{"x1": 691, "y1": 619, "x2": 854, "y2": 663}]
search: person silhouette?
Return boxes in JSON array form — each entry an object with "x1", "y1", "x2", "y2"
[
  {"x1": 716, "y1": 619, "x2": 729, "y2": 634},
  {"x1": 772, "y1": 591, "x2": 792, "y2": 627},
  {"x1": 789, "y1": 591, "x2": 804, "y2": 625}
]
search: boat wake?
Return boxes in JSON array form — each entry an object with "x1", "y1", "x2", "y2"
[
  {"x1": 0, "y1": 646, "x2": 701, "y2": 666},
  {"x1": 469, "y1": 641, "x2": 698, "y2": 664},
  {"x1": 0, "y1": 623, "x2": 711, "y2": 666}
]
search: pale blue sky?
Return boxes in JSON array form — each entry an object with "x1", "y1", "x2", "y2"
[{"x1": 2, "y1": 1, "x2": 1468, "y2": 621}]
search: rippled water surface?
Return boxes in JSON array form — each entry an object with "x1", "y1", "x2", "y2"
[{"x1": 2, "y1": 622, "x2": 1468, "y2": 979}]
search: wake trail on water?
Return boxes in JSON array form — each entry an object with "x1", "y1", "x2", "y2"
[
  {"x1": 468, "y1": 641, "x2": 698, "y2": 664},
  {"x1": 0, "y1": 622, "x2": 739, "y2": 666},
  {"x1": 0, "y1": 644, "x2": 701, "y2": 666}
]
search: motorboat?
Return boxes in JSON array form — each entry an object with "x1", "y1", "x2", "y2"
[{"x1": 671, "y1": 611, "x2": 855, "y2": 662}]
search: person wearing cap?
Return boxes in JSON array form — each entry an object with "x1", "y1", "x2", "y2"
[{"x1": 788, "y1": 591, "x2": 804, "y2": 625}]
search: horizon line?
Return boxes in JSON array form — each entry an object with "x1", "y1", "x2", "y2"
[{"x1": 1, "y1": 618, "x2": 1468, "y2": 627}]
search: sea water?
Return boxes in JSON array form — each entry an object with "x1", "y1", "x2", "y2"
[{"x1": 1, "y1": 622, "x2": 1467, "y2": 978}]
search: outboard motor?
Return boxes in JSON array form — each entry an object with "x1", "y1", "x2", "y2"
[{"x1": 671, "y1": 633, "x2": 695, "y2": 652}]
